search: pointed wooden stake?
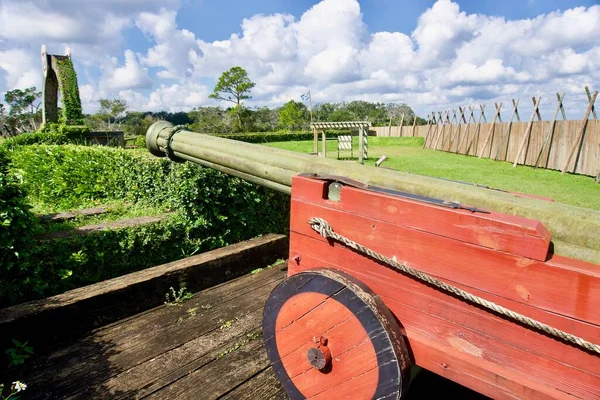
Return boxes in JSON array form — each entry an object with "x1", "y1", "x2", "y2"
[
  {"x1": 479, "y1": 102, "x2": 502, "y2": 158},
  {"x1": 585, "y1": 86, "x2": 597, "y2": 120},
  {"x1": 513, "y1": 96, "x2": 541, "y2": 167},
  {"x1": 466, "y1": 105, "x2": 486, "y2": 155},
  {"x1": 494, "y1": 99, "x2": 519, "y2": 161},
  {"x1": 534, "y1": 93, "x2": 565, "y2": 168},
  {"x1": 561, "y1": 90, "x2": 598, "y2": 174},
  {"x1": 456, "y1": 106, "x2": 474, "y2": 154}
]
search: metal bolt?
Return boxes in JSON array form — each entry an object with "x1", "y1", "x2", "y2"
[{"x1": 307, "y1": 336, "x2": 332, "y2": 371}]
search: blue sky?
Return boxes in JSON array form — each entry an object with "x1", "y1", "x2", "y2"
[{"x1": 0, "y1": 0, "x2": 599, "y2": 118}]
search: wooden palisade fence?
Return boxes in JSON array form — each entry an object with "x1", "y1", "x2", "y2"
[{"x1": 371, "y1": 87, "x2": 599, "y2": 177}]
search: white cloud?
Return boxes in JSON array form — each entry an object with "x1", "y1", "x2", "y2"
[
  {"x1": 119, "y1": 82, "x2": 210, "y2": 112},
  {"x1": 0, "y1": 0, "x2": 599, "y2": 117},
  {"x1": 103, "y1": 50, "x2": 152, "y2": 90},
  {"x1": 0, "y1": 49, "x2": 40, "y2": 89},
  {"x1": 135, "y1": 9, "x2": 200, "y2": 79}
]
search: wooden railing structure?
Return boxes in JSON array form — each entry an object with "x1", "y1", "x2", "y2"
[{"x1": 370, "y1": 87, "x2": 599, "y2": 177}]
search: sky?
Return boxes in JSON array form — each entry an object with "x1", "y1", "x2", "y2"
[{"x1": 0, "y1": 0, "x2": 599, "y2": 119}]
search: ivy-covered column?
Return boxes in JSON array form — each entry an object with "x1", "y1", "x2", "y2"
[{"x1": 40, "y1": 46, "x2": 84, "y2": 127}]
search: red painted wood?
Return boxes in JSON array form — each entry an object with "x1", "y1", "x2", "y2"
[
  {"x1": 291, "y1": 176, "x2": 551, "y2": 261},
  {"x1": 287, "y1": 175, "x2": 600, "y2": 399},
  {"x1": 410, "y1": 336, "x2": 571, "y2": 400},
  {"x1": 291, "y1": 248, "x2": 600, "y2": 399},
  {"x1": 290, "y1": 199, "x2": 600, "y2": 325},
  {"x1": 274, "y1": 290, "x2": 378, "y2": 399}
]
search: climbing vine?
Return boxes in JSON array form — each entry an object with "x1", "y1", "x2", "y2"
[{"x1": 55, "y1": 58, "x2": 84, "y2": 125}]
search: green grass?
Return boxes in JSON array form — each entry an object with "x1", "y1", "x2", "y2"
[{"x1": 265, "y1": 137, "x2": 600, "y2": 210}]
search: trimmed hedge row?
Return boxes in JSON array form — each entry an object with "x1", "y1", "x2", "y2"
[
  {"x1": 0, "y1": 125, "x2": 89, "y2": 151},
  {"x1": 3, "y1": 145, "x2": 289, "y2": 306},
  {"x1": 215, "y1": 130, "x2": 353, "y2": 143}
]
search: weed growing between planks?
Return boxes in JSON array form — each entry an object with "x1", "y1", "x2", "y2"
[{"x1": 164, "y1": 287, "x2": 193, "y2": 306}]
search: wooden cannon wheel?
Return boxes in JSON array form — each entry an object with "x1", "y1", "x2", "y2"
[{"x1": 263, "y1": 269, "x2": 412, "y2": 399}]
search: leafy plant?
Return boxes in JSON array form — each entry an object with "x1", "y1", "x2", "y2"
[
  {"x1": 5, "y1": 340, "x2": 34, "y2": 367},
  {"x1": 0, "y1": 381, "x2": 27, "y2": 399},
  {"x1": 214, "y1": 129, "x2": 351, "y2": 143},
  {"x1": 54, "y1": 58, "x2": 83, "y2": 125},
  {"x1": 216, "y1": 331, "x2": 261, "y2": 359},
  {"x1": 2, "y1": 144, "x2": 289, "y2": 306},
  {"x1": 164, "y1": 287, "x2": 193, "y2": 306}
]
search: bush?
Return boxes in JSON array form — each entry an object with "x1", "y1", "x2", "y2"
[
  {"x1": 3, "y1": 145, "x2": 289, "y2": 305},
  {"x1": 214, "y1": 130, "x2": 353, "y2": 143},
  {"x1": 0, "y1": 152, "x2": 36, "y2": 304},
  {"x1": 0, "y1": 124, "x2": 89, "y2": 151}
]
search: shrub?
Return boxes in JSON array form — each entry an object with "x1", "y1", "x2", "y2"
[
  {"x1": 0, "y1": 152, "x2": 36, "y2": 304},
  {"x1": 214, "y1": 130, "x2": 353, "y2": 143},
  {"x1": 3, "y1": 145, "x2": 289, "y2": 305},
  {"x1": 0, "y1": 125, "x2": 89, "y2": 151}
]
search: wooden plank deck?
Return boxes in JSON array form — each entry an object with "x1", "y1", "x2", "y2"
[{"x1": 3, "y1": 264, "x2": 487, "y2": 399}]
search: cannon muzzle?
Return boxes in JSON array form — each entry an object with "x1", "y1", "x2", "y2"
[{"x1": 146, "y1": 121, "x2": 600, "y2": 263}]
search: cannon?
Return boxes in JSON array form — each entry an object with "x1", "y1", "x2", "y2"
[{"x1": 147, "y1": 121, "x2": 600, "y2": 399}]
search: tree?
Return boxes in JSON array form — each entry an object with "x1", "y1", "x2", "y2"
[
  {"x1": 3, "y1": 87, "x2": 42, "y2": 135},
  {"x1": 386, "y1": 103, "x2": 415, "y2": 125},
  {"x1": 278, "y1": 100, "x2": 308, "y2": 130},
  {"x1": 122, "y1": 112, "x2": 155, "y2": 136},
  {"x1": 188, "y1": 106, "x2": 234, "y2": 133},
  {"x1": 209, "y1": 66, "x2": 255, "y2": 130},
  {"x1": 98, "y1": 99, "x2": 127, "y2": 130}
]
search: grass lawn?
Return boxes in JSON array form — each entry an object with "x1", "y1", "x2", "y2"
[{"x1": 265, "y1": 137, "x2": 600, "y2": 210}]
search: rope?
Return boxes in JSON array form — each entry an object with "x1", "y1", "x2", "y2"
[{"x1": 308, "y1": 217, "x2": 600, "y2": 355}]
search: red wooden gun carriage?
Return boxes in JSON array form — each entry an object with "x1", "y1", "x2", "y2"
[{"x1": 147, "y1": 122, "x2": 600, "y2": 399}]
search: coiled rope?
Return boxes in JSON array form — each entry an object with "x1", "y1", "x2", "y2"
[{"x1": 308, "y1": 217, "x2": 600, "y2": 355}]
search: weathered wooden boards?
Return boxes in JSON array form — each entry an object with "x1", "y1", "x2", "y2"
[
  {"x1": 0, "y1": 265, "x2": 289, "y2": 399},
  {"x1": 0, "y1": 234, "x2": 288, "y2": 353},
  {"x1": 263, "y1": 269, "x2": 411, "y2": 399},
  {"x1": 286, "y1": 176, "x2": 600, "y2": 399}
]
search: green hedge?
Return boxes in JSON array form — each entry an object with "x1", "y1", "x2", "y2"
[
  {"x1": 0, "y1": 152, "x2": 36, "y2": 303},
  {"x1": 0, "y1": 125, "x2": 89, "y2": 151},
  {"x1": 214, "y1": 130, "x2": 353, "y2": 143},
  {"x1": 3, "y1": 145, "x2": 289, "y2": 305}
]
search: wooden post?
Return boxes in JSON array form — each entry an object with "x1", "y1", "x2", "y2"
[
  {"x1": 513, "y1": 96, "x2": 541, "y2": 167},
  {"x1": 561, "y1": 90, "x2": 598, "y2": 175},
  {"x1": 423, "y1": 113, "x2": 435, "y2": 148},
  {"x1": 466, "y1": 105, "x2": 486, "y2": 155},
  {"x1": 533, "y1": 97, "x2": 542, "y2": 121},
  {"x1": 398, "y1": 114, "x2": 404, "y2": 137},
  {"x1": 479, "y1": 102, "x2": 502, "y2": 158},
  {"x1": 494, "y1": 99, "x2": 519, "y2": 161},
  {"x1": 444, "y1": 109, "x2": 457, "y2": 151},
  {"x1": 388, "y1": 116, "x2": 392, "y2": 136},
  {"x1": 321, "y1": 129, "x2": 327, "y2": 158},
  {"x1": 358, "y1": 126, "x2": 364, "y2": 164},
  {"x1": 448, "y1": 107, "x2": 466, "y2": 152},
  {"x1": 585, "y1": 86, "x2": 597, "y2": 120},
  {"x1": 534, "y1": 93, "x2": 565, "y2": 168},
  {"x1": 313, "y1": 126, "x2": 318, "y2": 154},
  {"x1": 456, "y1": 106, "x2": 474, "y2": 154},
  {"x1": 427, "y1": 111, "x2": 441, "y2": 149},
  {"x1": 434, "y1": 110, "x2": 449, "y2": 150},
  {"x1": 411, "y1": 114, "x2": 417, "y2": 137}
]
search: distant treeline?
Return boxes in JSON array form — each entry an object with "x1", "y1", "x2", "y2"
[{"x1": 86, "y1": 100, "x2": 427, "y2": 136}]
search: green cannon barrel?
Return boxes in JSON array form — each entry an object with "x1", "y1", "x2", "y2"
[{"x1": 146, "y1": 121, "x2": 600, "y2": 264}]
